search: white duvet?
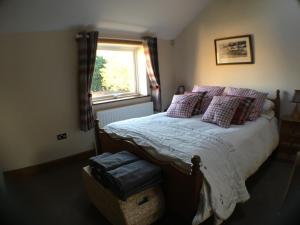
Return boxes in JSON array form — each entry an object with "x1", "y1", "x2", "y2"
[{"x1": 104, "y1": 113, "x2": 279, "y2": 224}]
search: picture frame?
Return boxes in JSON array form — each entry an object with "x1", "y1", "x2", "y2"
[{"x1": 214, "y1": 35, "x2": 254, "y2": 65}]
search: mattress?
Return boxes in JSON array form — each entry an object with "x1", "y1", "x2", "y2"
[{"x1": 104, "y1": 112, "x2": 279, "y2": 224}]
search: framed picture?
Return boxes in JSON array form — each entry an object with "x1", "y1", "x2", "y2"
[{"x1": 214, "y1": 35, "x2": 254, "y2": 65}]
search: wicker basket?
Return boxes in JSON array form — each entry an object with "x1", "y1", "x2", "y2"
[{"x1": 82, "y1": 166, "x2": 165, "y2": 225}]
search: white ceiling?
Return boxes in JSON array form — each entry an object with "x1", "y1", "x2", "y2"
[{"x1": 0, "y1": 0, "x2": 210, "y2": 39}]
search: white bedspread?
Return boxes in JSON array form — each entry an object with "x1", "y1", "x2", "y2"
[{"x1": 104, "y1": 113, "x2": 279, "y2": 224}]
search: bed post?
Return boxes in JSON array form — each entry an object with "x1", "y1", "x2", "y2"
[
  {"x1": 94, "y1": 119, "x2": 101, "y2": 155},
  {"x1": 190, "y1": 155, "x2": 203, "y2": 220},
  {"x1": 275, "y1": 89, "x2": 280, "y2": 120},
  {"x1": 191, "y1": 155, "x2": 201, "y2": 175}
]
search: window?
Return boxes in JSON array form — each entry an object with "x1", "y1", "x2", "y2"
[{"x1": 91, "y1": 39, "x2": 148, "y2": 103}]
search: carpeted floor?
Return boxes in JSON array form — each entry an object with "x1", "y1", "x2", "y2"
[{"x1": 1, "y1": 156, "x2": 295, "y2": 225}]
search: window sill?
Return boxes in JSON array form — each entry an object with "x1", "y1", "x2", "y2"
[{"x1": 92, "y1": 95, "x2": 150, "y2": 105}]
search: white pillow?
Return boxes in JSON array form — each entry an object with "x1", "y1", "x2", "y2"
[
  {"x1": 262, "y1": 99, "x2": 275, "y2": 113},
  {"x1": 261, "y1": 110, "x2": 275, "y2": 120}
]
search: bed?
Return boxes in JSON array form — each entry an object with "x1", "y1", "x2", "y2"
[{"x1": 94, "y1": 90, "x2": 280, "y2": 224}]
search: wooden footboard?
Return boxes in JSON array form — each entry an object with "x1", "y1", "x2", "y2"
[{"x1": 94, "y1": 120, "x2": 204, "y2": 223}]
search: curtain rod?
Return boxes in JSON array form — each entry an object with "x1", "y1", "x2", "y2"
[
  {"x1": 76, "y1": 34, "x2": 143, "y2": 42},
  {"x1": 98, "y1": 38, "x2": 143, "y2": 45},
  {"x1": 100, "y1": 37, "x2": 143, "y2": 41}
]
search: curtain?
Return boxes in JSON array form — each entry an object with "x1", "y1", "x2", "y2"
[
  {"x1": 143, "y1": 37, "x2": 162, "y2": 112},
  {"x1": 76, "y1": 31, "x2": 98, "y2": 131}
]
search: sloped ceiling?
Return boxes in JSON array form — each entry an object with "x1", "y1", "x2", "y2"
[{"x1": 0, "y1": 0, "x2": 210, "y2": 39}]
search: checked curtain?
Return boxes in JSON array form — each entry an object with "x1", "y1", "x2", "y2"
[
  {"x1": 143, "y1": 37, "x2": 162, "y2": 112},
  {"x1": 76, "y1": 31, "x2": 98, "y2": 131}
]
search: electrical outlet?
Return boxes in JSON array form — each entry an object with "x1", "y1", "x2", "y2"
[{"x1": 57, "y1": 133, "x2": 67, "y2": 140}]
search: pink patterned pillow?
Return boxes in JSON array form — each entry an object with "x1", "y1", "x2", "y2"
[
  {"x1": 184, "y1": 91, "x2": 207, "y2": 115},
  {"x1": 192, "y1": 85, "x2": 225, "y2": 113},
  {"x1": 166, "y1": 94, "x2": 201, "y2": 118},
  {"x1": 228, "y1": 96, "x2": 255, "y2": 125},
  {"x1": 198, "y1": 97, "x2": 213, "y2": 114},
  {"x1": 202, "y1": 96, "x2": 240, "y2": 128},
  {"x1": 227, "y1": 87, "x2": 268, "y2": 121}
]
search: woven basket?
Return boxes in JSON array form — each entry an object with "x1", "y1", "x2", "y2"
[{"x1": 82, "y1": 166, "x2": 165, "y2": 225}]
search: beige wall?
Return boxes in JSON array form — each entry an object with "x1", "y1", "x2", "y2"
[
  {"x1": 0, "y1": 30, "x2": 94, "y2": 171},
  {"x1": 0, "y1": 30, "x2": 174, "y2": 171},
  {"x1": 158, "y1": 39, "x2": 176, "y2": 110},
  {"x1": 174, "y1": 0, "x2": 300, "y2": 114}
]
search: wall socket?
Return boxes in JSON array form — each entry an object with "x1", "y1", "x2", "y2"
[{"x1": 57, "y1": 133, "x2": 67, "y2": 140}]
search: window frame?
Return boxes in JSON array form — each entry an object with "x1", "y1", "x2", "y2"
[{"x1": 92, "y1": 39, "x2": 148, "y2": 104}]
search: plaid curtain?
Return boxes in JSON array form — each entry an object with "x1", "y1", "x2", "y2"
[
  {"x1": 76, "y1": 31, "x2": 98, "y2": 131},
  {"x1": 143, "y1": 37, "x2": 162, "y2": 112}
]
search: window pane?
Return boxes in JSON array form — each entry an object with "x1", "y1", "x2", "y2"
[{"x1": 92, "y1": 47, "x2": 136, "y2": 98}]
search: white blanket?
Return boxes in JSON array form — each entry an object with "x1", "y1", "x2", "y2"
[{"x1": 104, "y1": 113, "x2": 279, "y2": 224}]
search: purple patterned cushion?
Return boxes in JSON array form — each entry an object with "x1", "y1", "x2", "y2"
[
  {"x1": 202, "y1": 96, "x2": 240, "y2": 128},
  {"x1": 192, "y1": 85, "x2": 225, "y2": 96},
  {"x1": 166, "y1": 94, "x2": 201, "y2": 118},
  {"x1": 184, "y1": 91, "x2": 207, "y2": 115},
  {"x1": 192, "y1": 85, "x2": 225, "y2": 113},
  {"x1": 227, "y1": 96, "x2": 255, "y2": 125},
  {"x1": 198, "y1": 97, "x2": 213, "y2": 114},
  {"x1": 227, "y1": 87, "x2": 268, "y2": 121}
]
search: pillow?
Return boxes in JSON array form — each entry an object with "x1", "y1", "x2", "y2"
[
  {"x1": 202, "y1": 96, "x2": 240, "y2": 128},
  {"x1": 192, "y1": 85, "x2": 225, "y2": 96},
  {"x1": 262, "y1": 99, "x2": 275, "y2": 113},
  {"x1": 227, "y1": 96, "x2": 255, "y2": 125},
  {"x1": 192, "y1": 85, "x2": 225, "y2": 113},
  {"x1": 184, "y1": 91, "x2": 207, "y2": 115},
  {"x1": 166, "y1": 94, "x2": 201, "y2": 118},
  {"x1": 261, "y1": 110, "x2": 275, "y2": 120},
  {"x1": 227, "y1": 87, "x2": 268, "y2": 121}
]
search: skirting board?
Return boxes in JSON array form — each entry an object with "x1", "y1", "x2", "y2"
[{"x1": 4, "y1": 149, "x2": 95, "y2": 178}]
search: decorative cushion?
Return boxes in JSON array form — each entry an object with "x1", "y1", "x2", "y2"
[
  {"x1": 202, "y1": 96, "x2": 240, "y2": 128},
  {"x1": 184, "y1": 91, "x2": 207, "y2": 115},
  {"x1": 166, "y1": 94, "x2": 201, "y2": 118},
  {"x1": 228, "y1": 96, "x2": 255, "y2": 125},
  {"x1": 192, "y1": 85, "x2": 225, "y2": 113},
  {"x1": 198, "y1": 97, "x2": 213, "y2": 114},
  {"x1": 192, "y1": 85, "x2": 225, "y2": 97},
  {"x1": 227, "y1": 87, "x2": 268, "y2": 121}
]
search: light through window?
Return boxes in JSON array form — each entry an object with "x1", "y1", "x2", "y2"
[{"x1": 91, "y1": 40, "x2": 148, "y2": 103}]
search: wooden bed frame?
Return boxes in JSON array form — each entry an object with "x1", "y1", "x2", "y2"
[{"x1": 94, "y1": 90, "x2": 280, "y2": 224}]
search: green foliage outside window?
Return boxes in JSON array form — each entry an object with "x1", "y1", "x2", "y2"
[
  {"x1": 101, "y1": 56, "x2": 133, "y2": 93},
  {"x1": 92, "y1": 56, "x2": 106, "y2": 92},
  {"x1": 92, "y1": 51, "x2": 135, "y2": 94}
]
